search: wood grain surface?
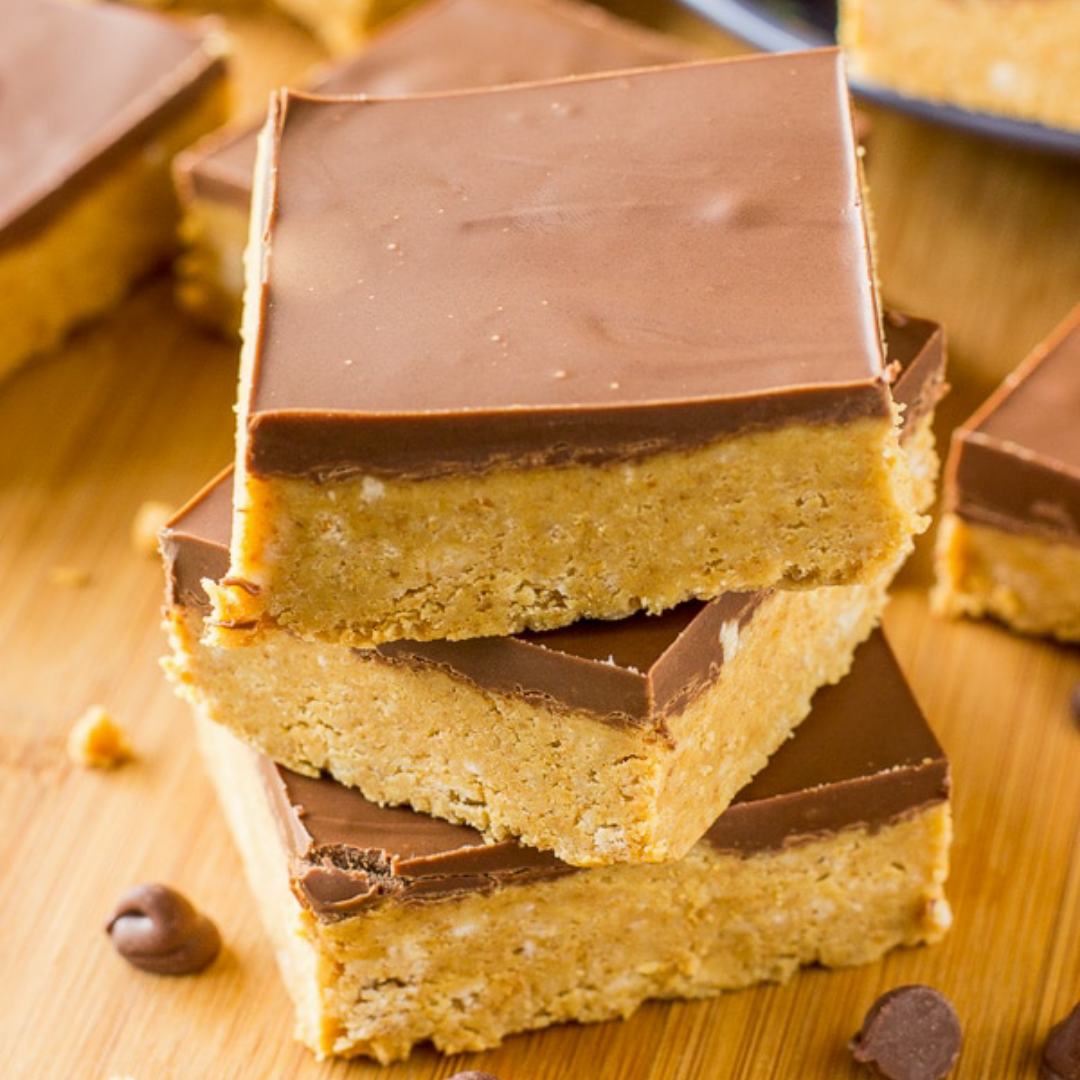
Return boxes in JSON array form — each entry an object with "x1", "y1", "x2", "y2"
[{"x1": 1, "y1": 4, "x2": 1078, "y2": 1078}]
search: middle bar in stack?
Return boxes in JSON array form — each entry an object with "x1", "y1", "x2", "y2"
[{"x1": 163, "y1": 314, "x2": 944, "y2": 866}]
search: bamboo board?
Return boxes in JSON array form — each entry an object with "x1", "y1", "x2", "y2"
[{"x1": 1, "y1": 4, "x2": 1079, "y2": 1078}]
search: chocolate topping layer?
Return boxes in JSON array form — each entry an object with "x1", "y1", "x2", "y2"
[
  {"x1": 0, "y1": 0, "x2": 224, "y2": 248},
  {"x1": 183, "y1": 0, "x2": 694, "y2": 206},
  {"x1": 946, "y1": 304, "x2": 1080, "y2": 545},
  {"x1": 160, "y1": 312, "x2": 941, "y2": 726},
  {"x1": 244, "y1": 50, "x2": 889, "y2": 479},
  {"x1": 257, "y1": 630, "x2": 948, "y2": 919}
]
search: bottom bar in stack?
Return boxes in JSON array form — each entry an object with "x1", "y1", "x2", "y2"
[{"x1": 196, "y1": 630, "x2": 952, "y2": 1063}]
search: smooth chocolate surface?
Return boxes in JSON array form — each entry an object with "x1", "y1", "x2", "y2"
[
  {"x1": 945, "y1": 303, "x2": 1080, "y2": 544},
  {"x1": 0, "y1": 0, "x2": 224, "y2": 248},
  {"x1": 258, "y1": 630, "x2": 948, "y2": 919},
  {"x1": 183, "y1": 0, "x2": 694, "y2": 206},
  {"x1": 160, "y1": 312, "x2": 942, "y2": 727},
  {"x1": 244, "y1": 50, "x2": 889, "y2": 480}
]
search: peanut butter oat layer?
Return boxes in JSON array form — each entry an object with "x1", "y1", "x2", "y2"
[
  {"x1": 840, "y1": 0, "x2": 1080, "y2": 132},
  {"x1": 933, "y1": 303, "x2": 1080, "y2": 641},
  {"x1": 164, "y1": 315, "x2": 944, "y2": 866},
  {"x1": 0, "y1": 0, "x2": 227, "y2": 381},
  {"x1": 196, "y1": 629, "x2": 952, "y2": 1062},
  {"x1": 173, "y1": 0, "x2": 694, "y2": 333},
  {"x1": 211, "y1": 50, "x2": 924, "y2": 648}
]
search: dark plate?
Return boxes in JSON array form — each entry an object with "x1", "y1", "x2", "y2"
[{"x1": 676, "y1": 0, "x2": 1080, "y2": 158}]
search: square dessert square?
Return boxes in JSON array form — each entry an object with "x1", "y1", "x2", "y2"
[
  {"x1": 0, "y1": 0, "x2": 228, "y2": 380},
  {"x1": 164, "y1": 315, "x2": 945, "y2": 866},
  {"x1": 933, "y1": 303, "x2": 1080, "y2": 640},
  {"x1": 210, "y1": 49, "x2": 924, "y2": 648},
  {"x1": 172, "y1": 0, "x2": 696, "y2": 333},
  {"x1": 196, "y1": 629, "x2": 952, "y2": 1062},
  {"x1": 840, "y1": 0, "x2": 1080, "y2": 132}
]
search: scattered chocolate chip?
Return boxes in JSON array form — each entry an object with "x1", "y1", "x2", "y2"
[
  {"x1": 106, "y1": 883, "x2": 221, "y2": 975},
  {"x1": 850, "y1": 985, "x2": 961, "y2": 1080},
  {"x1": 1043, "y1": 1003, "x2": 1080, "y2": 1080}
]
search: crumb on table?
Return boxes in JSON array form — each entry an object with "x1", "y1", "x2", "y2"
[{"x1": 68, "y1": 705, "x2": 134, "y2": 769}]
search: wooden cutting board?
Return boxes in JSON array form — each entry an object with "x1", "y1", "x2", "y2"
[{"x1": 2, "y1": 4, "x2": 1079, "y2": 1077}]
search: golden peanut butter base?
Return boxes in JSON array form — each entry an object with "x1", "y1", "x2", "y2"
[
  {"x1": 196, "y1": 715, "x2": 952, "y2": 1063},
  {"x1": 211, "y1": 416, "x2": 920, "y2": 647},
  {"x1": 932, "y1": 513, "x2": 1080, "y2": 641},
  {"x1": 840, "y1": 0, "x2": 1080, "y2": 131}
]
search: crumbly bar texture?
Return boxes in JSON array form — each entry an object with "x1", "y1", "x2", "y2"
[
  {"x1": 0, "y1": 1, "x2": 227, "y2": 380},
  {"x1": 172, "y1": 0, "x2": 696, "y2": 334},
  {"x1": 840, "y1": 0, "x2": 1080, "y2": 131},
  {"x1": 170, "y1": 578, "x2": 885, "y2": 865},
  {"x1": 211, "y1": 53, "x2": 920, "y2": 648},
  {"x1": 932, "y1": 516, "x2": 1080, "y2": 640},
  {"x1": 932, "y1": 304, "x2": 1080, "y2": 641},
  {"x1": 214, "y1": 418, "x2": 918, "y2": 648},
  {"x1": 196, "y1": 711, "x2": 952, "y2": 1063}
]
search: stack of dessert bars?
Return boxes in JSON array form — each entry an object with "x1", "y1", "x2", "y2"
[{"x1": 160, "y1": 0, "x2": 952, "y2": 1062}]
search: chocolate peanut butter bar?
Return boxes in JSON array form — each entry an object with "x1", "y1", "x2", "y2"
[
  {"x1": 196, "y1": 629, "x2": 953, "y2": 1062},
  {"x1": 210, "y1": 50, "x2": 924, "y2": 648},
  {"x1": 173, "y1": 0, "x2": 695, "y2": 332},
  {"x1": 164, "y1": 315, "x2": 944, "y2": 866},
  {"x1": 933, "y1": 303, "x2": 1080, "y2": 640},
  {"x1": 0, "y1": 0, "x2": 227, "y2": 380}
]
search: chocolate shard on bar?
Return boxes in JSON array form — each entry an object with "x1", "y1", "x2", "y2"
[
  {"x1": 211, "y1": 49, "x2": 924, "y2": 648},
  {"x1": 933, "y1": 302, "x2": 1080, "y2": 640},
  {"x1": 172, "y1": 0, "x2": 697, "y2": 332},
  {"x1": 163, "y1": 314, "x2": 944, "y2": 866},
  {"x1": 0, "y1": 0, "x2": 227, "y2": 378},
  {"x1": 196, "y1": 628, "x2": 952, "y2": 1061}
]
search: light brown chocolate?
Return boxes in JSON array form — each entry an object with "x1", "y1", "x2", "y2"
[
  {"x1": 181, "y1": 0, "x2": 695, "y2": 207},
  {"x1": 944, "y1": 303, "x2": 1080, "y2": 545},
  {"x1": 243, "y1": 49, "x2": 890, "y2": 481},
  {"x1": 260, "y1": 630, "x2": 949, "y2": 919},
  {"x1": 0, "y1": 0, "x2": 225, "y2": 249}
]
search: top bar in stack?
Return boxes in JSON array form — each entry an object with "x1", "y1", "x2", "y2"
[
  {"x1": 209, "y1": 50, "x2": 923, "y2": 648},
  {"x1": 172, "y1": 0, "x2": 697, "y2": 333},
  {"x1": 933, "y1": 302, "x2": 1080, "y2": 640}
]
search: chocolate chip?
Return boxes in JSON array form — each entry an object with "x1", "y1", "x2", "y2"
[
  {"x1": 851, "y1": 985, "x2": 961, "y2": 1080},
  {"x1": 106, "y1": 883, "x2": 221, "y2": 975},
  {"x1": 1043, "y1": 1003, "x2": 1080, "y2": 1080}
]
